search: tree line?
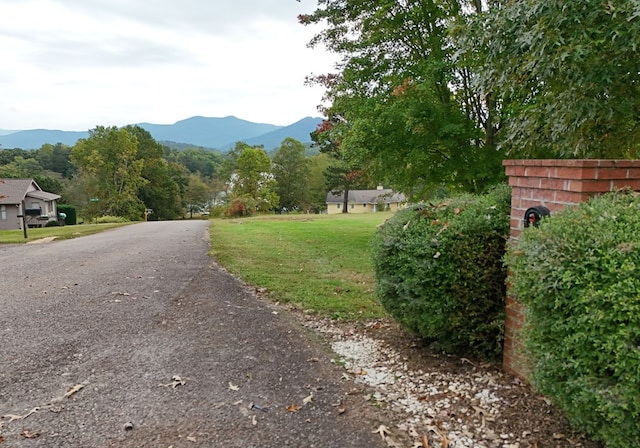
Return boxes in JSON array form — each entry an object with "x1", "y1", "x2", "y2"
[{"x1": 0, "y1": 126, "x2": 352, "y2": 221}]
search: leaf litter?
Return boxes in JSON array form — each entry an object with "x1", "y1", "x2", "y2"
[
  {"x1": 302, "y1": 316, "x2": 600, "y2": 448},
  {"x1": 1, "y1": 381, "x2": 87, "y2": 440}
]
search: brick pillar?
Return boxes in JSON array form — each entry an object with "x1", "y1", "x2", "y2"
[{"x1": 503, "y1": 159, "x2": 640, "y2": 378}]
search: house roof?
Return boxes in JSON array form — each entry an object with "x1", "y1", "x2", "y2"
[
  {"x1": 28, "y1": 190, "x2": 61, "y2": 201},
  {"x1": 326, "y1": 188, "x2": 406, "y2": 204},
  {"x1": 0, "y1": 178, "x2": 60, "y2": 205}
]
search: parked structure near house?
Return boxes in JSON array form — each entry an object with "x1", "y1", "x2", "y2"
[
  {"x1": 326, "y1": 187, "x2": 406, "y2": 214},
  {"x1": 0, "y1": 178, "x2": 61, "y2": 230}
]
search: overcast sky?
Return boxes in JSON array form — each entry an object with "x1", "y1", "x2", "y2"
[{"x1": 0, "y1": 0, "x2": 336, "y2": 131}]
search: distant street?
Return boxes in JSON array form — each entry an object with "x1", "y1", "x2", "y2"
[{"x1": 0, "y1": 221, "x2": 384, "y2": 447}]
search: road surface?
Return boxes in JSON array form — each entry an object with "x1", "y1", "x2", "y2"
[{"x1": 0, "y1": 221, "x2": 385, "y2": 447}]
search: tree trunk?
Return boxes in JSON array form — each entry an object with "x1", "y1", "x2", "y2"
[{"x1": 342, "y1": 185, "x2": 349, "y2": 213}]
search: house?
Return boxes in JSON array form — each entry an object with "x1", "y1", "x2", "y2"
[
  {"x1": 0, "y1": 178, "x2": 61, "y2": 230},
  {"x1": 326, "y1": 187, "x2": 407, "y2": 214}
]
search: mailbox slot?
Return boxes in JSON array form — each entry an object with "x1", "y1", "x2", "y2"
[{"x1": 524, "y1": 206, "x2": 550, "y2": 228}]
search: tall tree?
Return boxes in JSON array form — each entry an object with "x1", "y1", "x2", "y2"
[
  {"x1": 301, "y1": 0, "x2": 504, "y2": 197},
  {"x1": 217, "y1": 142, "x2": 252, "y2": 197},
  {"x1": 183, "y1": 174, "x2": 210, "y2": 218},
  {"x1": 126, "y1": 125, "x2": 185, "y2": 220},
  {"x1": 71, "y1": 126, "x2": 146, "y2": 220},
  {"x1": 233, "y1": 146, "x2": 279, "y2": 212},
  {"x1": 306, "y1": 152, "x2": 332, "y2": 213},
  {"x1": 272, "y1": 137, "x2": 310, "y2": 211},
  {"x1": 465, "y1": 0, "x2": 640, "y2": 158},
  {"x1": 310, "y1": 119, "x2": 368, "y2": 213}
]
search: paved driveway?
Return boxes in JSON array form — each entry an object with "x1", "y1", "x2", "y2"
[{"x1": 0, "y1": 221, "x2": 385, "y2": 447}]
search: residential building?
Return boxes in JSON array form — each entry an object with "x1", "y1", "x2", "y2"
[
  {"x1": 326, "y1": 187, "x2": 406, "y2": 214},
  {"x1": 0, "y1": 178, "x2": 61, "y2": 230}
]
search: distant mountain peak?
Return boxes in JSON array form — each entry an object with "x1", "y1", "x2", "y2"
[{"x1": 0, "y1": 116, "x2": 323, "y2": 151}]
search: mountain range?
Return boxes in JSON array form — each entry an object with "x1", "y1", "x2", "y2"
[{"x1": 0, "y1": 115, "x2": 323, "y2": 151}]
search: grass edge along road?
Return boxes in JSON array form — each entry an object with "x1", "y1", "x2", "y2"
[
  {"x1": 0, "y1": 222, "x2": 133, "y2": 244},
  {"x1": 209, "y1": 213, "x2": 393, "y2": 320}
]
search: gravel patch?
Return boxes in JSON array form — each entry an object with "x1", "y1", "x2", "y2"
[{"x1": 301, "y1": 316, "x2": 602, "y2": 448}]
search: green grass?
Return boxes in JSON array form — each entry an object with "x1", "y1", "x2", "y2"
[
  {"x1": 0, "y1": 222, "x2": 134, "y2": 244},
  {"x1": 210, "y1": 213, "x2": 393, "y2": 320}
]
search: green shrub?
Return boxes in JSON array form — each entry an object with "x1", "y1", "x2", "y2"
[
  {"x1": 506, "y1": 190, "x2": 640, "y2": 448},
  {"x1": 372, "y1": 184, "x2": 511, "y2": 359},
  {"x1": 209, "y1": 205, "x2": 225, "y2": 218},
  {"x1": 57, "y1": 205, "x2": 77, "y2": 225},
  {"x1": 97, "y1": 215, "x2": 130, "y2": 224}
]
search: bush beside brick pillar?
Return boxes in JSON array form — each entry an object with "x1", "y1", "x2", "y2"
[{"x1": 502, "y1": 159, "x2": 640, "y2": 378}]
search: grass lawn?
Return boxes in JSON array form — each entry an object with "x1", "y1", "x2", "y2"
[
  {"x1": 209, "y1": 212, "x2": 393, "y2": 320},
  {"x1": 0, "y1": 222, "x2": 134, "y2": 244}
]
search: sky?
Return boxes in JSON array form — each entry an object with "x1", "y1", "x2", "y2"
[{"x1": 0, "y1": 0, "x2": 337, "y2": 131}]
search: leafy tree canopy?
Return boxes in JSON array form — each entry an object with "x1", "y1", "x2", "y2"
[
  {"x1": 71, "y1": 126, "x2": 147, "y2": 220},
  {"x1": 301, "y1": 0, "x2": 504, "y2": 197},
  {"x1": 462, "y1": 0, "x2": 640, "y2": 158},
  {"x1": 233, "y1": 146, "x2": 279, "y2": 212},
  {"x1": 272, "y1": 137, "x2": 310, "y2": 210}
]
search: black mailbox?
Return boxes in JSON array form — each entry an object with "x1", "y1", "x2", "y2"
[
  {"x1": 524, "y1": 206, "x2": 550, "y2": 228},
  {"x1": 24, "y1": 208, "x2": 42, "y2": 216}
]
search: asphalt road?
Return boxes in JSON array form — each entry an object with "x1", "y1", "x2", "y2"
[{"x1": 0, "y1": 221, "x2": 386, "y2": 448}]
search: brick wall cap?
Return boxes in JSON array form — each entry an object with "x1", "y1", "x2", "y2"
[{"x1": 503, "y1": 159, "x2": 640, "y2": 168}]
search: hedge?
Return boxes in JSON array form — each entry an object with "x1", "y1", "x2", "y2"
[
  {"x1": 57, "y1": 204, "x2": 76, "y2": 225},
  {"x1": 372, "y1": 184, "x2": 511, "y2": 359},
  {"x1": 506, "y1": 189, "x2": 640, "y2": 448}
]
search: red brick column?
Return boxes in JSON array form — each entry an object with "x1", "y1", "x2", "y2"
[{"x1": 503, "y1": 159, "x2": 640, "y2": 378}]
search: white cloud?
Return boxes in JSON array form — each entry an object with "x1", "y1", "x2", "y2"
[{"x1": 0, "y1": 0, "x2": 336, "y2": 130}]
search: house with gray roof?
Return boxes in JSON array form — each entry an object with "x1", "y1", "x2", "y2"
[
  {"x1": 326, "y1": 187, "x2": 406, "y2": 214},
  {"x1": 0, "y1": 178, "x2": 61, "y2": 230}
]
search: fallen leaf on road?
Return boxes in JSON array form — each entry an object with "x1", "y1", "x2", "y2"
[
  {"x1": 64, "y1": 384, "x2": 85, "y2": 398},
  {"x1": 159, "y1": 376, "x2": 186, "y2": 388},
  {"x1": 20, "y1": 429, "x2": 40, "y2": 439},
  {"x1": 303, "y1": 393, "x2": 313, "y2": 404},
  {"x1": 3, "y1": 407, "x2": 40, "y2": 422},
  {"x1": 252, "y1": 415, "x2": 257, "y2": 426},
  {"x1": 170, "y1": 376, "x2": 185, "y2": 388},
  {"x1": 186, "y1": 436, "x2": 197, "y2": 442},
  {"x1": 228, "y1": 382, "x2": 240, "y2": 391},
  {"x1": 373, "y1": 425, "x2": 391, "y2": 438},
  {"x1": 3, "y1": 414, "x2": 25, "y2": 422},
  {"x1": 286, "y1": 404, "x2": 300, "y2": 412}
]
